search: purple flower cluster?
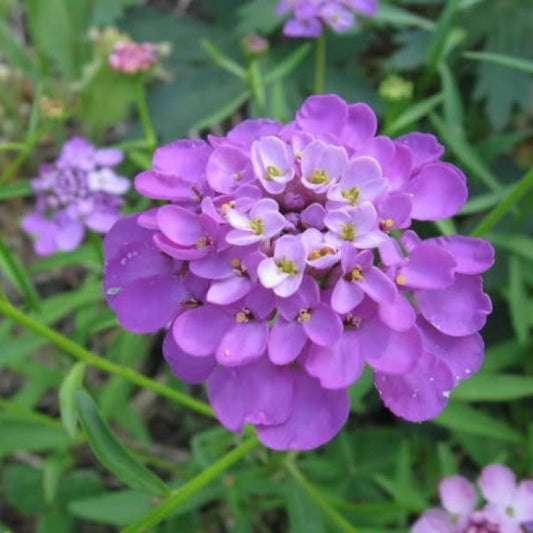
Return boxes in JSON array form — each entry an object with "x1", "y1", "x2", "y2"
[
  {"x1": 276, "y1": 0, "x2": 378, "y2": 38},
  {"x1": 108, "y1": 41, "x2": 158, "y2": 74},
  {"x1": 103, "y1": 94, "x2": 494, "y2": 450},
  {"x1": 22, "y1": 137, "x2": 129, "y2": 256},
  {"x1": 412, "y1": 464, "x2": 533, "y2": 533}
]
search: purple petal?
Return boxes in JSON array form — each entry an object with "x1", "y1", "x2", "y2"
[
  {"x1": 396, "y1": 132, "x2": 444, "y2": 171},
  {"x1": 207, "y1": 276, "x2": 252, "y2": 305},
  {"x1": 163, "y1": 330, "x2": 215, "y2": 384},
  {"x1": 107, "y1": 275, "x2": 184, "y2": 333},
  {"x1": 22, "y1": 213, "x2": 59, "y2": 256},
  {"x1": 135, "y1": 170, "x2": 194, "y2": 201},
  {"x1": 439, "y1": 475, "x2": 477, "y2": 516},
  {"x1": 268, "y1": 319, "x2": 307, "y2": 365},
  {"x1": 417, "y1": 317, "x2": 484, "y2": 385},
  {"x1": 375, "y1": 350, "x2": 455, "y2": 421},
  {"x1": 216, "y1": 322, "x2": 268, "y2": 366},
  {"x1": 257, "y1": 368, "x2": 350, "y2": 451},
  {"x1": 283, "y1": 17, "x2": 323, "y2": 38},
  {"x1": 407, "y1": 163, "x2": 468, "y2": 220},
  {"x1": 55, "y1": 217, "x2": 85, "y2": 251},
  {"x1": 156, "y1": 205, "x2": 204, "y2": 246},
  {"x1": 378, "y1": 291, "x2": 416, "y2": 332},
  {"x1": 416, "y1": 274, "x2": 492, "y2": 336},
  {"x1": 360, "y1": 266, "x2": 397, "y2": 304},
  {"x1": 399, "y1": 244, "x2": 456, "y2": 290},
  {"x1": 208, "y1": 357, "x2": 293, "y2": 432},
  {"x1": 303, "y1": 303, "x2": 343, "y2": 346},
  {"x1": 227, "y1": 119, "x2": 283, "y2": 148},
  {"x1": 425, "y1": 235, "x2": 495, "y2": 275},
  {"x1": 378, "y1": 192, "x2": 412, "y2": 230},
  {"x1": 85, "y1": 210, "x2": 119, "y2": 233},
  {"x1": 412, "y1": 509, "x2": 454, "y2": 533},
  {"x1": 94, "y1": 147, "x2": 123, "y2": 166},
  {"x1": 173, "y1": 305, "x2": 233, "y2": 356},
  {"x1": 296, "y1": 94, "x2": 348, "y2": 136},
  {"x1": 153, "y1": 139, "x2": 211, "y2": 179},
  {"x1": 305, "y1": 330, "x2": 365, "y2": 389},
  {"x1": 206, "y1": 145, "x2": 252, "y2": 194},
  {"x1": 342, "y1": 103, "x2": 377, "y2": 148},
  {"x1": 514, "y1": 481, "x2": 533, "y2": 522},
  {"x1": 479, "y1": 464, "x2": 517, "y2": 507},
  {"x1": 358, "y1": 318, "x2": 419, "y2": 374},
  {"x1": 331, "y1": 278, "x2": 365, "y2": 314}
]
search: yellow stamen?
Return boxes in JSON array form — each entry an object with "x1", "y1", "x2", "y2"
[
  {"x1": 341, "y1": 186, "x2": 361, "y2": 206},
  {"x1": 396, "y1": 275, "x2": 407, "y2": 285},
  {"x1": 350, "y1": 267, "x2": 364, "y2": 281},
  {"x1": 308, "y1": 247, "x2": 335, "y2": 261},
  {"x1": 276, "y1": 257, "x2": 300, "y2": 275},
  {"x1": 266, "y1": 165, "x2": 282, "y2": 180},
  {"x1": 196, "y1": 236, "x2": 210, "y2": 249},
  {"x1": 249, "y1": 218, "x2": 264, "y2": 235},
  {"x1": 340, "y1": 223, "x2": 356, "y2": 241},
  {"x1": 308, "y1": 168, "x2": 330, "y2": 185},
  {"x1": 298, "y1": 309, "x2": 311, "y2": 322}
]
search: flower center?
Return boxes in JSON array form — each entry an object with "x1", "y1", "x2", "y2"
[
  {"x1": 349, "y1": 266, "x2": 364, "y2": 281},
  {"x1": 308, "y1": 169, "x2": 330, "y2": 185},
  {"x1": 344, "y1": 313, "x2": 362, "y2": 329},
  {"x1": 340, "y1": 222, "x2": 356, "y2": 241},
  {"x1": 396, "y1": 275, "x2": 407, "y2": 285},
  {"x1": 276, "y1": 257, "x2": 300, "y2": 275},
  {"x1": 297, "y1": 308, "x2": 311, "y2": 322},
  {"x1": 249, "y1": 217, "x2": 264, "y2": 235},
  {"x1": 266, "y1": 165, "x2": 282, "y2": 180},
  {"x1": 236, "y1": 307, "x2": 253, "y2": 323},
  {"x1": 341, "y1": 186, "x2": 361, "y2": 206},
  {"x1": 231, "y1": 258, "x2": 247, "y2": 276},
  {"x1": 308, "y1": 247, "x2": 335, "y2": 261},
  {"x1": 380, "y1": 218, "x2": 394, "y2": 231},
  {"x1": 196, "y1": 236, "x2": 212, "y2": 249}
]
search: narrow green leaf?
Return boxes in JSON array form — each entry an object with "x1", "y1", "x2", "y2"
[
  {"x1": 430, "y1": 113, "x2": 501, "y2": 192},
  {"x1": 264, "y1": 43, "x2": 312, "y2": 84},
  {"x1": 437, "y1": 442, "x2": 457, "y2": 477},
  {"x1": 460, "y1": 186, "x2": 514, "y2": 215},
  {"x1": 434, "y1": 402, "x2": 523, "y2": 443},
  {"x1": 0, "y1": 238, "x2": 40, "y2": 310},
  {"x1": 508, "y1": 256, "x2": 530, "y2": 343},
  {"x1": 58, "y1": 363, "x2": 86, "y2": 439},
  {"x1": 453, "y1": 374, "x2": 533, "y2": 402},
  {"x1": 464, "y1": 51, "x2": 533, "y2": 74},
  {"x1": 426, "y1": 0, "x2": 461, "y2": 70},
  {"x1": 373, "y1": 3, "x2": 435, "y2": 31},
  {"x1": 438, "y1": 62, "x2": 464, "y2": 135},
  {"x1": 201, "y1": 40, "x2": 246, "y2": 79},
  {"x1": 43, "y1": 452, "x2": 70, "y2": 504},
  {"x1": 75, "y1": 389, "x2": 170, "y2": 497},
  {"x1": 487, "y1": 234, "x2": 533, "y2": 262},
  {"x1": 191, "y1": 90, "x2": 250, "y2": 132},
  {"x1": 0, "y1": 181, "x2": 33, "y2": 199},
  {"x1": 385, "y1": 93, "x2": 443, "y2": 136}
]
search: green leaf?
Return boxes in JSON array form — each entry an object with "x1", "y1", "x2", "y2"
[
  {"x1": 488, "y1": 234, "x2": 533, "y2": 263},
  {"x1": 0, "y1": 238, "x2": 40, "y2": 310},
  {"x1": 508, "y1": 256, "x2": 530, "y2": 343},
  {"x1": 201, "y1": 39, "x2": 246, "y2": 79},
  {"x1": 0, "y1": 180, "x2": 32, "y2": 199},
  {"x1": 453, "y1": 374, "x2": 533, "y2": 402},
  {"x1": 236, "y1": 0, "x2": 280, "y2": 36},
  {"x1": 464, "y1": 51, "x2": 533, "y2": 74},
  {"x1": 3, "y1": 464, "x2": 47, "y2": 514},
  {"x1": 284, "y1": 480, "x2": 327, "y2": 533},
  {"x1": 68, "y1": 490, "x2": 154, "y2": 526},
  {"x1": 38, "y1": 511, "x2": 76, "y2": 533},
  {"x1": 426, "y1": 0, "x2": 461, "y2": 69},
  {"x1": 374, "y1": 3, "x2": 435, "y2": 31},
  {"x1": 75, "y1": 389, "x2": 170, "y2": 497},
  {"x1": 433, "y1": 401, "x2": 523, "y2": 443},
  {"x1": 43, "y1": 451, "x2": 70, "y2": 504},
  {"x1": 0, "y1": 19, "x2": 37, "y2": 77},
  {"x1": 28, "y1": 244, "x2": 102, "y2": 274},
  {"x1": 264, "y1": 43, "x2": 312, "y2": 84},
  {"x1": 384, "y1": 93, "x2": 443, "y2": 136},
  {"x1": 59, "y1": 362, "x2": 86, "y2": 439},
  {"x1": 0, "y1": 418, "x2": 70, "y2": 456}
]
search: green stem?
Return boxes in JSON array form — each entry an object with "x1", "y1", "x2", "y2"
[
  {"x1": 135, "y1": 80, "x2": 156, "y2": 150},
  {"x1": 0, "y1": 397, "x2": 63, "y2": 429},
  {"x1": 285, "y1": 461, "x2": 358, "y2": 533},
  {"x1": 122, "y1": 435, "x2": 260, "y2": 532},
  {"x1": 0, "y1": 300, "x2": 214, "y2": 418},
  {"x1": 314, "y1": 33, "x2": 327, "y2": 94},
  {"x1": 248, "y1": 59, "x2": 266, "y2": 116},
  {"x1": 471, "y1": 166, "x2": 533, "y2": 238}
]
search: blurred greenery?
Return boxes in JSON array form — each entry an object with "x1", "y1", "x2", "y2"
[{"x1": 1, "y1": 0, "x2": 532, "y2": 531}]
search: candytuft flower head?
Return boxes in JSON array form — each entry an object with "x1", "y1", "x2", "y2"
[
  {"x1": 412, "y1": 464, "x2": 533, "y2": 533},
  {"x1": 108, "y1": 41, "x2": 158, "y2": 74},
  {"x1": 104, "y1": 94, "x2": 494, "y2": 451},
  {"x1": 22, "y1": 137, "x2": 129, "y2": 255},
  {"x1": 277, "y1": 0, "x2": 379, "y2": 38}
]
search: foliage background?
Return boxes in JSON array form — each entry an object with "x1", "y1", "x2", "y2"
[{"x1": 0, "y1": 0, "x2": 532, "y2": 531}]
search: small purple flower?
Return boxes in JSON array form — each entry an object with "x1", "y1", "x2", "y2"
[
  {"x1": 103, "y1": 93, "x2": 494, "y2": 451},
  {"x1": 412, "y1": 465, "x2": 533, "y2": 533},
  {"x1": 277, "y1": 0, "x2": 379, "y2": 38},
  {"x1": 22, "y1": 137, "x2": 128, "y2": 256},
  {"x1": 257, "y1": 234, "x2": 306, "y2": 297},
  {"x1": 108, "y1": 41, "x2": 158, "y2": 74}
]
